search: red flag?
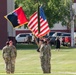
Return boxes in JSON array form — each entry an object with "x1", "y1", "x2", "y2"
[
  {"x1": 28, "y1": 7, "x2": 50, "y2": 38},
  {"x1": 5, "y1": 7, "x2": 28, "y2": 28}
]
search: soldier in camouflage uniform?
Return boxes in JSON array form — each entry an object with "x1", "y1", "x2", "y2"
[
  {"x1": 39, "y1": 39, "x2": 51, "y2": 73},
  {"x1": 2, "y1": 41, "x2": 11, "y2": 74},
  {"x1": 9, "y1": 40, "x2": 17, "y2": 74},
  {"x1": 2, "y1": 41, "x2": 17, "y2": 74}
]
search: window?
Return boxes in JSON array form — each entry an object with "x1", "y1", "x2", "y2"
[
  {"x1": 61, "y1": 33, "x2": 71, "y2": 36},
  {"x1": 57, "y1": 33, "x2": 62, "y2": 36},
  {"x1": 19, "y1": 34, "x2": 26, "y2": 37}
]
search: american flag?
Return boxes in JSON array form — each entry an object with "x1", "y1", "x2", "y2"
[{"x1": 28, "y1": 7, "x2": 50, "y2": 38}]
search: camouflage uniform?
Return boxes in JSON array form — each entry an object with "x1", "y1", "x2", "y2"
[
  {"x1": 39, "y1": 43, "x2": 51, "y2": 73},
  {"x1": 2, "y1": 44, "x2": 17, "y2": 74},
  {"x1": 9, "y1": 45, "x2": 17, "y2": 73},
  {"x1": 2, "y1": 45, "x2": 11, "y2": 74}
]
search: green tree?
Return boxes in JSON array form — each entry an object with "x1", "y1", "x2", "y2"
[{"x1": 14, "y1": 0, "x2": 71, "y2": 28}]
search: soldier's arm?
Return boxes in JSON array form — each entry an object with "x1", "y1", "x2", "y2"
[
  {"x1": 2, "y1": 48, "x2": 5, "y2": 59},
  {"x1": 15, "y1": 50, "x2": 17, "y2": 58},
  {"x1": 14, "y1": 46, "x2": 17, "y2": 57},
  {"x1": 34, "y1": 37, "x2": 39, "y2": 47},
  {"x1": 39, "y1": 44, "x2": 44, "y2": 52},
  {"x1": 48, "y1": 45, "x2": 51, "y2": 57}
]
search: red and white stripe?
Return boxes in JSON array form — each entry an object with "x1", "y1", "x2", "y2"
[{"x1": 28, "y1": 12, "x2": 50, "y2": 38}]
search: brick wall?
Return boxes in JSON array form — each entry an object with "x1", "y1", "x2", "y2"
[{"x1": 0, "y1": 0, "x2": 8, "y2": 49}]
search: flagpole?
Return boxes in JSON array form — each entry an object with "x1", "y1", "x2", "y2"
[{"x1": 38, "y1": 1, "x2": 40, "y2": 33}]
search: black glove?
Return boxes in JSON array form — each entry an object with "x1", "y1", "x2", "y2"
[{"x1": 37, "y1": 47, "x2": 40, "y2": 52}]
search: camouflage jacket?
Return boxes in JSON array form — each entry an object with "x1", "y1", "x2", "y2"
[
  {"x1": 39, "y1": 44, "x2": 51, "y2": 58},
  {"x1": 2, "y1": 45, "x2": 11, "y2": 59},
  {"x1": 9, "y1": 45, "x2": 17, "y2": 58}
]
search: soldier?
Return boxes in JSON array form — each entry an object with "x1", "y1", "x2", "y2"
[
  {"x1": 2, "y1": 41, "x2": 17, "y2": 74},
  {"x1": 9, "y1": 40, "x2": 17, "y2": 74},
  {"x1": 55, "y1": 37, "x2": 60, "y2": 51},
  {"x1": 39, "y1": 38, "x2": 51, "y2": 73},
  {"x1": 2, "y1": 41, "x2": 11, "y2": 74}
]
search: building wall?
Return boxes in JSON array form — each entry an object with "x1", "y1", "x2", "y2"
[
  {"x1": 0, "y1": 0, "x2": 8, "y2": 49},
  {"x1": 0, "y1": 0, "x2": 15, "y2": 49},
  {"x1": 51, "y1": 22, "x2": 67, "y2": 30},
  {"x1": 7, "y1": 0, "x2": 15, "y2": 37},
  {"x1": 15, "y1": 29, "x2": 32, "y2": 35},
  {"x1": 7, "y1": 0, "x2": 16, "y2": 46}
]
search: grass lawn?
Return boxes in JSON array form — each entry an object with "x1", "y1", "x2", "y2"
[{"x1": 0, "y1": 45, "x2": 76, "y2": 75}]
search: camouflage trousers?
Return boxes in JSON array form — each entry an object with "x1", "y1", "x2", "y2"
[
  {"x1": 4, "y1": 57, "x2": 16, "y2": 74},
  {"x1": 40, "y1": 56, "x2": 51, "y2": 73}
]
